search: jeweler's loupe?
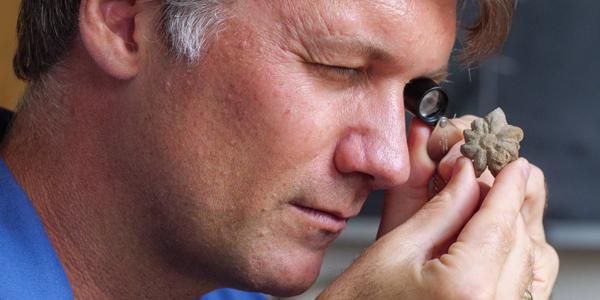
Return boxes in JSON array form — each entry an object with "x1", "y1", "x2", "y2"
[{"x1": 404, "y1": 78, "x2": 448, "y2": 126}]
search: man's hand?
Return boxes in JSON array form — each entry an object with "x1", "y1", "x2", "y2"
[{"x1": 318, "y1": 117, "x2": 559, "y2": 300}]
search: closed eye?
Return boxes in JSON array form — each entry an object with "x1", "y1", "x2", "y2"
[
  {"x1": 325, "y1": 65, "x2": 360, "y2": 76},
  {"x1": 310, "y1": 63, "x2": 364, "y2": 81}
]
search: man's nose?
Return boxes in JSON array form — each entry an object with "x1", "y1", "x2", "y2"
[{"x1": 333, "y1": 87, "x2": 410, "y2": 190}]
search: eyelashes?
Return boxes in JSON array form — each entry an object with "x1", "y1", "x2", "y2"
[
  {"x1": 324, "y1": 65, "x2": 361, "y2": 77},
  {"x1": 310, "y1": 63, "x2": 365, "y2": 82}
]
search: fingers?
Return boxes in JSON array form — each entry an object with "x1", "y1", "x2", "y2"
[
  {"x1": 531, "y1": 243, "x2": 560, "y2": 299},
  {"x1": 519, "y1": 164, "x2": 556, "y2": 298},
  {"x1": 436, "y1": 140, "x2": 495, "y2": 200},
  {"x1": 438, "y1": 142, "x2": 493, "y2": 185},
  {"x1": 427, "y1": 115, "x2": 477, "y2": 161},
  {"x1": 517, "y1": 164, "x2": 558, "y2": 299},
  {"x1": 432, "y1": 158, "x2": 556, "y2": 299},
  {"x1": 394, "y1": 157, "x2": 480, "y2": 258},
  {"x1": 477, "y1": 158, "x2": 529, "y2": 216},
  {"x1": 404, "y1": 118, "x2": 437, "y2": 188},
  {"x1": 521, "y1": 164, "x2": 548, "y2": 241},
  {"x1": 437, "y1": 141, "x2": 464, "y2": 182},
  {"x1": 495, "y1": 215, "x2": 534, "y2": 300},
  {"x1": 378, "y1": 119, "x2": 435, "y2": 237},
  {"x1": 446, "y1": 159, "x2": 530, "y2": 283},
  {"x1": 436, "y1": 136, "x2": 547, "y2": 243}
]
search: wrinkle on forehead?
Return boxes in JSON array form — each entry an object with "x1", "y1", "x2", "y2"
[
  {"x1": 263, "y1": 0, "x2": 344, "y2": 40},
  {"x1": 250, "y1": 0, "x2": 456, "y2": 76},
  {"x1": 267, "y1": 0, "x2": 455, "y2": 39},
  {"x1": 371, "y1": 0, "x2": 412, "y2": 17}
]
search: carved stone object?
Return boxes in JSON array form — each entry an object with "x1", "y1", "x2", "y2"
[{"x1": 460, "y1": 108, "x2": 524, "y2": 177}]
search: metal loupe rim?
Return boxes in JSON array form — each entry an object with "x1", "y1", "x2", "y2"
[
  {"x1": 418, "y1": 87, "x2": 448, "y2": 125},
  {"x1": 404, "y1": 77, "x2": 449, "y2": 126}
]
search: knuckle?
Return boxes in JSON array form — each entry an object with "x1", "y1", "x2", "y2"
[
  {"x1": 461, "y1": 114, "x2": 479, "y2": 121},
  {"x1": 529, "y1": 164, "x2": 546, "y2": 189},
  {"x1": 424, "y1": 247, "x2": 496, "y2": 300},
  {"x1": 525, "y1": 164, "x2": 548, "y2": 208},
  {"x1": 438, "y1": 151, "x2": 460, "y2": 179},
  {"x1": 544, "y1": 243, "x2": 560, "y2": 271},
  {"x1": 445, "y1": 119, "x2": 469, "y2": 132},
  {"x1": 455, "y1": 115, "x2": 479, "y2": 128},
  {"x1": 530, "y1": 164, "x2": 545, "y2": 182}
]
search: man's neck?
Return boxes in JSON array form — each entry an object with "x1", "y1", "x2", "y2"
[{"x1": 0, "y1": 87, "x2": 215, "y2": 299}]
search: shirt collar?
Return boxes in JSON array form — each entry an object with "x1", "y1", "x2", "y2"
[{"x1": 0, "y1": 157, "x2": 74, "y2": 299}]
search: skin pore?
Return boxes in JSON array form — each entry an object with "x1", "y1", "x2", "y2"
[{"x1": 1, "y1": 0, "x2": 457, "y2": 298}]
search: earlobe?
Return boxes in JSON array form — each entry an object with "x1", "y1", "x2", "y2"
[{"x1": 79, "y1": 0, "x2": 140, "y2": 80}]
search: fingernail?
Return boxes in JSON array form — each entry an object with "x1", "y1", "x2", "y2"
[
  {"x1": 452, "y1": 158, "x2": 463, "y2": 175},
  {"x1": 453, "y1": 157, "x2": 470, "y2": 176}
]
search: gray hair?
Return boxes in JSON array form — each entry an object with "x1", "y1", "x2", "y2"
[
  {"x1": 13, "y1": 0, "x2": 227, "y2": 82},
  {"x1": 159, "y1": 0, "x2": 224, "y2": 63},
  {"x1": 160, "y1": 0, "x2": 227, "y2": 64}
]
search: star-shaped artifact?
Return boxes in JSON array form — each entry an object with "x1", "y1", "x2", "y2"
[{"x1": 460, "y1": 108, "x2": 524, "y2": 177}]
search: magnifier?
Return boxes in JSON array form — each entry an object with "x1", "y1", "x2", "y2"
[{"x1": 404, "y1": 77, "x2": 449, "y2": 126}]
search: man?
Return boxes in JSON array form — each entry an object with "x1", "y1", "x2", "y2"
[{"x1": 1, "y1": 0, "x2": 558, "y2": 299}]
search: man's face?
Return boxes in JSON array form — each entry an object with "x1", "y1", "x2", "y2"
[{"x1": 120, "y1": 0, "x2": 456, "y2": 296}]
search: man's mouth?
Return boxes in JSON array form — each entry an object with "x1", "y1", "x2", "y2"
[{"x1": 290, "y1": 202, "x2": 350, "y2": 234}]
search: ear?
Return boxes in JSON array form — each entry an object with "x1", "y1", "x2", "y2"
[{"x1": 79, "y1": 0, "x2": 142, "y2": 80}]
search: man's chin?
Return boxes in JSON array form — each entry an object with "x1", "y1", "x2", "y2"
[
  {"x1": 249, "y1": 272, "x2": 319, "y2": 297},
  {"x1": 235, "y1": 250, "x2": 324, "y2": 297}
]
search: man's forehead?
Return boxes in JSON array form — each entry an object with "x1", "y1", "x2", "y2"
[
  {"x1": 369, "y1": 0, "x2": 413, "y2": 16},
  {"x1": 269, "y1": 0, "x2": 455, "y2": 23},
  {"x1": 265, "y1": 0, "x2": 456, "y2": 76}
]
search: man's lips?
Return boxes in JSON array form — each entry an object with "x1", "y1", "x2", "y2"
[{"x1": 290, "y1": 202, "x2": 355, "y2": 233}]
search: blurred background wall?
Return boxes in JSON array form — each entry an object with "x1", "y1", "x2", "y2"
[{"x1": 0, "y1": 0, "x2": 24, "y2": 110}]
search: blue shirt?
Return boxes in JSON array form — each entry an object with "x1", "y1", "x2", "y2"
[
  {"x1": 0, "y1": 108, "x2": 266, "y2": 300},
  {"x1": 0, "y1": 157, "x2": 73, "y2": 299}
]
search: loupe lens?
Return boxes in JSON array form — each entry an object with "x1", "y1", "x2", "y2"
[
  {"x1": 419, "y1": 90, "x2": 442, "y2": 118},
  {"x1": 404, "y1": 78, "x2": 448, "y2": 126}
]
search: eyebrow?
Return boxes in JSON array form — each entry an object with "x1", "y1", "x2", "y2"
[
  {"x1": 313, "y1": 36, "x2": 450, "y2": 82},
  {"x1": 313, "y1": 36, "x2": 395, "y2": 62},
  {"x1": 427, "y1": 67, "x2": 450, "y2": 83},
  {"x1": 349, "y1": 41, "x2": 395, "y2": 62}
]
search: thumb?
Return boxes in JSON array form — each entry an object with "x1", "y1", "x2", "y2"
[
  {"x1": 378, "y1": 119, "x2": 435, "y2": 237},
  {"x1": 393, "y1": 157, "x2": 480, "y2": 260}
]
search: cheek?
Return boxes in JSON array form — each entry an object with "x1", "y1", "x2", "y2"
[
  {"x1": 219, "y1": 62, "x2": 340, "y2": 168},
  {"x1": 195, "y1": 17, "x2": 347, "y2": 172}
]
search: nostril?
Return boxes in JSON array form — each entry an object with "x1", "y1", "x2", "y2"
[
  {"x1": 369, "y1": 157, "x2": 410, "y2": 189},
  {"x1": 334, "y1": 132, "x2": 367, "y2": 175}
]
